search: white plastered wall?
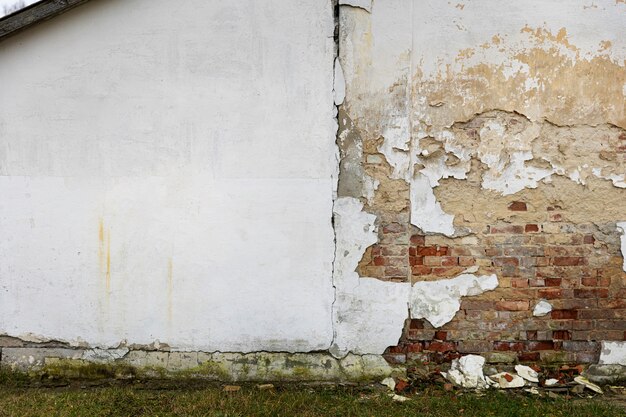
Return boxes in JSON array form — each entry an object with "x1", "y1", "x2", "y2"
[{"x1": 0, "y1": 0, "x2": 337, "y2": 352}]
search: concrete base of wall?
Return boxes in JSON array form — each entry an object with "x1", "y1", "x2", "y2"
[{"x1": 0, "y1": 347, "x2": 401, "y2": 382}]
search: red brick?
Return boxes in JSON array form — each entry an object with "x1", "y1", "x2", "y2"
[
  {"x1": 417, "y1": 246, "x2": 448, "y2": 256},
  {"x1": 525, "y1": 224, "x2": 540, "y2": 233},
  {"x1": 410, "y1": 235, "x2": 425, "y2": 245},
  {"x1": 574, "y1": 288, "x2": 609, "y2": 298},
  {"x1": 427, "y1": 341, "x2": 456, "y2": 352},
  {"x1": 494, "y1": 257, "x2": 519, "y2": 267},
  {"x1": 538, "y1": 288, "x2": 563, "y2": 299},
  {"x1": 549, "y1": 213, "x2": 563, "y2": 222},
  {"x1": 508, "y1": 201, "x2": 527, "y2": 211},
  {"x1": 459, "y1": 257, "x2": 476, "y2": 266},
  {"x1": 511, "y1": 278, "x2": 529, "y2": 288},
  {"x1": 581, "y1": 277, "x2": 597, "y2": 287},
  {"x1": 493, "y1": 342, "x2": 525, "y2": 352},
  {"x1": 553, "y1": 330, "x2": 571, "y2": 340},
  {"x1": 441, "y1": 257, "x2": 458, "y2": 266},
  {"x1": 434, "y1": 331, "x2": 447, "y2": 341},
  {"x1": 383, "y1": 223, "x2": 405, "y2": 234},
  {"x1": 496, "y1": 300, "x2": 530, "y2": 311},
  {"x1": 551, "y1": 310, "x2": 578, "y2": 320},
  {"x1": 552, "y1": 257, "x2": 585, "y2": 266},
  {"x1": 583, "y1": 235, "x2": 595, "y2": 244},
  {"x1": 526, "y1": 341, "x2": 554, "y2": 350},
  {"x1": 373, "y1": 256, "x2": 386, "y2": 266},
  {"x1": 408, "y1": 247, "x2": 417, "y2": 257},
  {"x1": 490, "y1": 225, "x2": 524, "y2": 234},
  {"x1": 485, "y1": 248, "x2": 503, "y2": 256},
  {"x1": 518, "y1": 352, "x2": 540, "y2": 362},
  {"x1": 406, "y1": 342, "x2": 424, "y2": 352},
  {"x1": 409, "y1": 319, "x2": 424, "y2": 329},
  {"x1": 543, "y1": 278, "x2": 561, "y2": 287},
  {"x1": 432, "y1": 267, "x2": 456, "y2": 275},
  {"x1": 411, "y1": 266, "x2": 432, "y2": 275}
]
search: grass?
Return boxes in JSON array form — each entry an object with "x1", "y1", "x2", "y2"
[{"x1": 0, "y1": 380, "x2": 624, "y2": 417}]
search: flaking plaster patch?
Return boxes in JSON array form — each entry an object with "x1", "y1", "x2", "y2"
[
  {"x1": 409, "y1": 273, "x2": 499, "y2": 328},
  {"x1": 410, "y1": 173, "x2": 455, "y2": 236},
  {"x1": 618, "y1": 222, "x2": 626, "y2": 272},
  {"x1": 532, "y1": 300, "x2": 552, "y2": 317},
  {"x1": 599, "y1": 341, "x2": 626, "y2": 366},
  {"x1": 331, "y1": 197, "x2": 410, "y2": 358}
]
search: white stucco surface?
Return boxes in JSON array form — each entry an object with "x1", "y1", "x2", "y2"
[{"x1": 0, "y1": 0, "x2": 337, "y2": 351}]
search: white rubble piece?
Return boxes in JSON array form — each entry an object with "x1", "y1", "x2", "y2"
[
  {"x1": 381, "y1": 377, "x2": 396, "y2": 391},
  {"x1": 515, "y1": 365, "x2": 539, "y2": 383},
  {"x1": 532, "y1": 300, "x2": 552, "y2": 317},
  {"x1": 599, "y1": 341, "x2": 626, "y2": 366},
  {"x1": 410, "y1": 274, "x2": 499, "y2": 328},
  {"x1": 442, "y1": 355, "x2": 488, "y2": 389},
  {"x1": 487, "y1": 372, "x2": 525, "y2": 389},
  {"x1": 574, "y1": 376, "x2": 603, "y2": 394},
  {"x1": 545, "y1": 378, "x2": 559, "y2": 386}
]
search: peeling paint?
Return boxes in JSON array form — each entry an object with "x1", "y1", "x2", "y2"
[
  {"x1": 599, "y1": 341, "x2": 626, "y2": 366},
  {"x1": 410, "y1": 173, "x2": 455, "y2": 236},
  {"x1": 331, "y1": 197, "x2": 410, "y2": 358},
  {"x1": 409, "y1": 273, "x2": 498, "y2": 328}
]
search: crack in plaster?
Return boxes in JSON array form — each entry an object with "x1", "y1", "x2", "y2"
[{"x1": 338, "y1": 0, "x2": 371, "y2": 13}]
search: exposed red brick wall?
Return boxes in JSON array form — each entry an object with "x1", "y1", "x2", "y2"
[{"x1": 365, "y1": 205, "x2": 625, "y2": 365}]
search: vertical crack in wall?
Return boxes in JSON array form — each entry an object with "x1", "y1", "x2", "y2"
[{"x1": 329, "y1": 0, "x2": 341, "y2": 354}]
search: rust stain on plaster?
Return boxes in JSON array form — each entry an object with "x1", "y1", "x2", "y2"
[{"x1": 98, "y1": 218, "x2": 111, "y2": 295}]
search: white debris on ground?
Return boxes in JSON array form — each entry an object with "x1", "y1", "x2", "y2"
[
  {"x1": 441, "y1": 355, "x2": 488, "y2": 389},
  {"x1": 532, "y1": 300, "x2": 553, "y2": 317},
  {"x1": 380, "y1": 377, "x2": 396, "y2": 391},
  {"x1": 515, "y1": 365, "x2": 539, "y2": 383},
  {"x1": 574, "y1": 376, "x2": 603, "y2": 394},
  {"x1": 487, "y1": 372, "x2": 526, "y2": 389},
  {"x1": 545, "y1": 378, "x2": 559, "y2": 386},
  {"x1": 389, "y1": 394, "x2": 409, "y2": 402}
]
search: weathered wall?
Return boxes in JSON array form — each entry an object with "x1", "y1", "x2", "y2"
[
  {"x1": 338, "y1": 0, "x2": 626, "y2": 366},
  {"x1": 1, "y1": 0, "x2": 625, "y2": 379},
  {"x1": 0, "y1": 0, "x2": 337, "y2": 352}
]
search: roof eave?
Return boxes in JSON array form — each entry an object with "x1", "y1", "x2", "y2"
[{"x1": 0, "y1": 0, "x2": 93, "y2": 42}]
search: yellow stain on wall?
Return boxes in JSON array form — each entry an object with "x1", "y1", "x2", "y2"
[{"x1": 98, "y1": 218, "x2": 111, "y2": 295}]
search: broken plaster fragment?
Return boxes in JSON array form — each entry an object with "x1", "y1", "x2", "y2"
[
  {"x1": 409, "y1": 273, "x2": 498, "y2": 328},
  {"x1": 617, "y1": 222, "x2": 626, "y2": 272},
  {"x1": 487, "y1": 372, "x2": 525, "y2": 389},
  {"x1": 442, "y1": 355, "x2": 488, "y2": 389},
  {"x1": 532, "y1": 300, "x2": 552, "y2": 317},
  {"x1": 338, "y1": 0, "x2": 371, "y2": 13},
  {"x1": 574, "y1": 376, "x2": 603, "y2": 394},
  {"x1": 515, "y1": 365, "x2": 539, "y2": 383}
]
